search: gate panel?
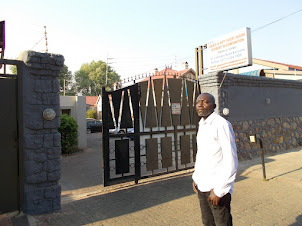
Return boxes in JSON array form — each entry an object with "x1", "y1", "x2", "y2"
[
  {"x1": 115, "y1": 140, "x2": 130, "y2": 174},
  {"x1": 146, "y1": 138, "x2": 158, "y2": 171},
  {"x1": 103, "y1": 78, "x2": 200, "y2": 186},
  {"x1": 161, "y1": 137, "x2": 172, "y2": 168},
  {"x1": 0, "y1": 78, "x2": 18, "y2": 213}
]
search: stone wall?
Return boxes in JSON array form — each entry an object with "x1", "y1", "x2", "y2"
[
  {"x1": 200, "y1": 72, "x2": 302, "y2": 160},
  {"x1": 233, "y1": 117, "x2": 302, "y2": 160},
  {"x1": 20, "y1": 51, "x2": 64, "y2": 214}
]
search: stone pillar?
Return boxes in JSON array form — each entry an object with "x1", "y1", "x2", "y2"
[{"x1": 20, "y1": 51, "x2": 64, "y2": 214}]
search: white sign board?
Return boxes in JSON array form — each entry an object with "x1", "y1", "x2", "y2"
[
  {"x1": 207, "y1": 27, "x2": 252, "y2": 72},
  {"x1": 171, "y1": 103, "x2": 181, "y2": 115}
]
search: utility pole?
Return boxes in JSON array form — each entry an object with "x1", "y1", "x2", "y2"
[
  {"x1": 44, "y1": 26, "x2": 48, "y2": 53},
  {"x1": 106, "y1": 56, "x2": 114, "y2": 85},
  {"x1": 63, "y1": 79, "x2": 66, "y2": 96},
  {"x1": 106, "y1": 57, "x2": 108, "y2": 85}
]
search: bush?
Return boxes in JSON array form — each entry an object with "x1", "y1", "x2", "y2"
[
  {"x1": 59, "y1": 114, "x2": 78, "y2": 154},
  {"x1": 86, "y1": 109, "x2": 97, "y2": 119}
]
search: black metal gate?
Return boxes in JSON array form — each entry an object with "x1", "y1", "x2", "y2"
[
  {"x1": 0, "y1": 59, "x2": 23, "y2": 214},
  {"x1": 102, "y1": 77, "x2": 200, "y2": 186}
]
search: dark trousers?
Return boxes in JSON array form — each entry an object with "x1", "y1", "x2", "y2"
[{"x1": 197, "y1": 190, "x2": 232, "y2": 226}]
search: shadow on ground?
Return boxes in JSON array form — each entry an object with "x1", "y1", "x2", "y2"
[
  {"x1": 290, "y1": 214, "x2": 302, "y2": 226},
  {"x1": 39, "y1": 173, "x2": 196, "y2": 225}
]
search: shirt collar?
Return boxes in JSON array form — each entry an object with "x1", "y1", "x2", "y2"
[{"x1": 199, "y1": 111, "x2": 217, "y2": 125}]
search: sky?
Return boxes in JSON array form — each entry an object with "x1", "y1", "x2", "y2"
[{"x1": 1, "y1": 0, "x2": 302, "y2": 81}]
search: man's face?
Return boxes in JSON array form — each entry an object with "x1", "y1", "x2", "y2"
[{"x1": 195, "y1": 94, "x2": 215, "y2": 119}]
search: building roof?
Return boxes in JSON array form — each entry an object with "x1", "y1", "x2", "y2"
[
  {"x1": 86, "y1": 96, "x2": 99, "y2": 106},
  {"x1": 253, "y1": 59, "x2": 302, "y2": 71},
  {"x1": 140, "y1": 66, "x2": 195, "y2": 82}
]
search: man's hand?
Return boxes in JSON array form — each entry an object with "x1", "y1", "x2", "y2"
[
  {"x1": 192, "y1": 181, "x2": 198, "y2": 194},
  {"x1": 208, "y1": 189, "x2": 220, "y2": 206}
]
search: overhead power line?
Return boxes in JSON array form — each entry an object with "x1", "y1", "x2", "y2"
[
  {"x1": 31, "y1": 36, "x2": 45, "y2": 50},
  {"x1": 252, "y1": 8, "x2": 302, "y2": 32}
]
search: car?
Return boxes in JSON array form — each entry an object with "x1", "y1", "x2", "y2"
[
  {"x1": 127, "y1": 128, "x2": 134, "y2": 140},
  {"x1": 109, "y1": 127, "x2": 126, "y2": 134},
  {"x1": 86, "y1": 119, "x2": 102, "y2": 133},
  {"x1": 109, "y1": 125, "x2": 134, "y2": 137}
]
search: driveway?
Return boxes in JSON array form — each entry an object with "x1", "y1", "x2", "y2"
[{"x1": 59, "y1": 132, "x2": 103, "y2": 198}]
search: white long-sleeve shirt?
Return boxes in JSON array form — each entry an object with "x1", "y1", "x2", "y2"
[{"x1": 192, "y1": 112, "x2": 238, "y2": 198}]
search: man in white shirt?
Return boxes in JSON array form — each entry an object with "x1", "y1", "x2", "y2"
[{"x1": 192, "y1": 93, "x2": 238, "y2": 226}]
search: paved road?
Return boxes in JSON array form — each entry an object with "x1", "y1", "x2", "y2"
[{"x1": 14, "y1": 133, "x2": 302, "y2": 225}]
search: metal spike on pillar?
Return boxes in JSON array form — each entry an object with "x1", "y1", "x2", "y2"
[{"x1": 44, "y1": 26, "x2": 48, "y2": 53}]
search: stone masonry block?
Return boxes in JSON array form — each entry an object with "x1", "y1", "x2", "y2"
[
  {"x1": 25, "y1": 160, "x2": 43, "y2": 176},
  {"x1": 45, "y1": 64, "x2": 63, "y2": 71},
  {"x1": 24, "y1": 108, "x2": 44, "y2": 129},
  {"x1": 48, "y1": 170, "x2": 61, "y2": 182},
  {"x1": 44, "y1": 185, "x2": 61, "y2": 199},
  {"x1": 41, "y1": 57, "x2": 49, "y2": 64},
  {"x1": 44, "y1": 159, "x2": 61, "y2": 172},
  {"x1": 24, "y1": 134, "x2": 44, "y2": 149},
  {"x1": 50, "y1": 53, "x2": 64, "y2": 65},
  {"x1": 33, "y1": 80, "x2": 53, "y2": 93},
  {"x1": 52, "y1": 79, "x2": 60, "y2": 92},
  {"x1": 25, "y1": 117, "x2": 44, "y2": 130},
  {"x1": 47, "y1": 147, "x2": 61, "y2": 159},
  {"x1": 24, "y1": 149, "x2": 47, "y2": 163},
  {"x1": 52, "y1": 196, "x2": 61, "y2": 211},
  {"x1": 20, "y1": 51, "x2": 42, "y2": 63},
  {"x1": 47, "y1": 56, "x2": 56, "y2": 65},
  {"x1": 44, "y1": 116, "x2": 60, "y2": 129},
  {"x1": 24, "y1": 188, "x2": 44, "y2": 204},
  {"x1": 25, "y1": 171, "x2": 47, "y2": 184},
  {"x1": 43, "y1": 134, "x2": 54, "y2": 148},
  {"x1": 42, "y1": 93, "x2": 60, "y2": 105},
  {"x1": 31, "y1": 93, "x2": 43, "y2": 104},
  {"x1": 26, "y1": 63, "x2": 45, "y2": 70},
  {"x1": 54, "y1": 133, "x2": 61, "y2": 147}
]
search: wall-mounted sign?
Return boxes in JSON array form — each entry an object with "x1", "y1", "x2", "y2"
[
  {"x1": 207, "y1": 27, "x2": 252, "y2": 73},
  {"x1": 171, "y1": 103, "x2": 181, "y2": 115}
]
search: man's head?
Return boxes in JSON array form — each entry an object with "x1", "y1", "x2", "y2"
[{"x1": 195, "y1": 93, "x2": 216, "y2": 119}]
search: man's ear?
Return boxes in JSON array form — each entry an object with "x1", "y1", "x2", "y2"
[{"x1": 213, "y1": 104, "x2": 216, "y2": 109}]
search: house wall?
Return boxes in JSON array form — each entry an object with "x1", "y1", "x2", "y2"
[
  {"x1": 60, "y1": 96, "x2": 87, "y2": 149},
  {"x1": 97, "y1": 96, "x2": 102, "y2": 120},
  {"x1": 199, "y1": 72, "x2": 302, "y2": 160},
  {"x1": 274, "y1": 74, "x2": 302, "y2": 80}
]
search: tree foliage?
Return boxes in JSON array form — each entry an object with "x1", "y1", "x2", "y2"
[
  {"x1": 58, "y1": 65, "x2": 75, "y2": 96},
  {"x1": 74, "y1": 60, "x2": 120, "y2": 95},
  {"x1": 86, "y1": 109, "x2": 97, "y2": 119},
  {"x1": 10, "y1": 65, "x2": 17, "y2": 74}
]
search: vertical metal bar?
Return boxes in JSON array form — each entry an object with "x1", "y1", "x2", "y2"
[
  {"x1": 174, "y1": 127, "x2": 178, "y2": 170},
  {"x1": 133, "y1": 84, "x2": 141, "y2": 184},
  {"x1": 102, "y1": 87, "x2": 110, "y2": 186},
  {"x1": 16, "y1": 61, "x2": 24, "y2": 211},
  {"x1": 195, "y1": 48, "x2": 199, "y2": 81},
  {"x1": 198, "y1": 46, "x2": 203, "y2": 76}
]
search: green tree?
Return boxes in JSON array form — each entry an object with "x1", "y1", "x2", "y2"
[
  {"x1": 86, "y1": 109, "x2": 97, "y2": 119},
  {"x1": 74, "y1": 60, "x2": 120, "y2": 95},
  {"x1": 9, "y1": 65, "x2": 17, "y2": 74},
  {"x1": 59, "y1": 64, "x2": 75, "y2": 96}
]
